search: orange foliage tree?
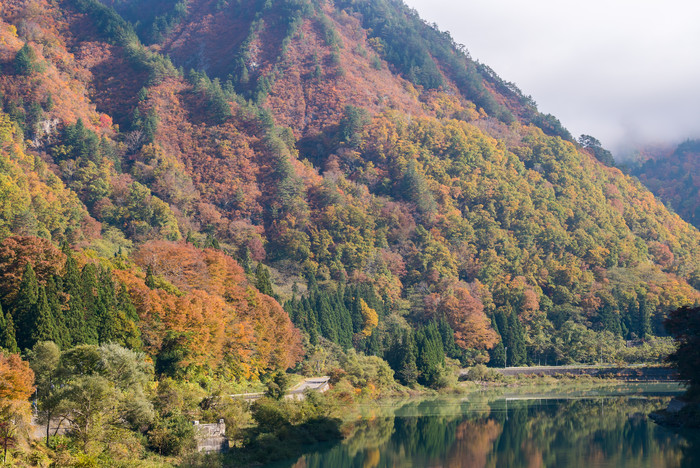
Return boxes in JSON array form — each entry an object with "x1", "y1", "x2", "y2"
[
  {"x1": 0, "y1": 236, "x2": 66, "y2": 304},
  {"x1": 0, "y1": 353, "x2": 34, "y2": 462},
  {"x1": 120, "y1": 240, "x2": 301, "y2": 378},
  {"x1": 439, "y1": 286, "x2": 498, "y2": 351}
]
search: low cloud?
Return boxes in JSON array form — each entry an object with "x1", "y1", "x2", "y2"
[{"x1": 405, "y1": 0, "x2": 700, "y2": 156}]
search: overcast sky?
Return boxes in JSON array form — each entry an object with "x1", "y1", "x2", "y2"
[{"x1": 404, "y1": 0, "x2": 700, "y2": 156}]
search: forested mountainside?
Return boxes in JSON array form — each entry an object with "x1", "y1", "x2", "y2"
[
  {"x1": 627, "y1": 140, "x2": 700, "y2": 230},
  {"x1": 0, "y1": 0, "x2": 698, "y2": 384}
]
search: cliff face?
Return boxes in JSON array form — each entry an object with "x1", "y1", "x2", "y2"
[{"x1": 0, "y1": 0, "x2": 698, "y2": 366}]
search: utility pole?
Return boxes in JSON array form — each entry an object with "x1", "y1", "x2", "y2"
[{"x1": 505, "y1": 346, "x2": 508, "y2": 368}]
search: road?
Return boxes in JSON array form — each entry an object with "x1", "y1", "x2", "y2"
[{"x1": 461, "y1": 365, "x2": 679, "y2": 381}]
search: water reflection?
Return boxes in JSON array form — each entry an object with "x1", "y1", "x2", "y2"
[{"x1": 272, "y1": 389, "x2": 700, "y2": 468}]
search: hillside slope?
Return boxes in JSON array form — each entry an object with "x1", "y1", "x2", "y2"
[
  {"x1": 0, "y1": 0, "x2": 697, "y2": 375},
  {"x1": 628, "y1": 140, "x2": 700, "y2": 230}
]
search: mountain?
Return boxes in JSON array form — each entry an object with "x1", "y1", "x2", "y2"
[
  {"x1": 0, "y1": 0, "x2": 698, "y2": 377},
  {"x1": 626, "y1": 140, "x2": 700, "y2": 230}
]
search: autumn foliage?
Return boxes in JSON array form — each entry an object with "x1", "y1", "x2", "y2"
[{"x1": 122, "y1": 240, "x2": 301, "y2": 377}]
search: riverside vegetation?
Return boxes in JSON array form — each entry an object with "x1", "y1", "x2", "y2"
[{"x1": 0, "y1": 0, "x2": 698, "y2": 465}]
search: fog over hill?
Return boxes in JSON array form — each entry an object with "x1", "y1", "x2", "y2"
[{"x1": 405, "y1": 0, "x2": 700, "y2": 156}]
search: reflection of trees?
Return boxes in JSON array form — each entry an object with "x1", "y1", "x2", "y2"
[
  {"x1": 342, "y1": 416, "x2": 394, "y2": 457},
  {"x1": 447, "y1": 419, "x2": 502, "y2": 468},
  {"x1": 287, "y1": 397, "x2": 696, "y2": 468},
  {"x1": 488, "y1": 398, "x2": 688, "y2": 468}
]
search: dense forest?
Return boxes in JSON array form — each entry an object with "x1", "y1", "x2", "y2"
[
  {"x1": 0, "y1": 0, "x2": 698, "y2": 464},
  {"x1": 627, "y1": 139, "x2": 700, "y2": 230}
]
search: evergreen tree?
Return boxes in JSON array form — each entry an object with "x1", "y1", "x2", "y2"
[
  {"x1": 0, "y1": 304, "x2": 18, "y2": 353},
  {"x1": 415, "y1": 322, "x2": 445, "y2": 388},
  {"x1": 62, "y1": 251, "x2": 86, "y2": 346},
  {"x1": 397, "y1": 330, "x2": 418, "y2": 386},
  {"x1": 316, "y1": 293, "x2": 338, "y2": 343},
  {"x1": 254, "y1": 263, "x2": 274, "y2": 297},
  {"x1": 117, "y1": 283, "x2": 138, "y2": 322},
  {"x1": 240, "y1": 247, "x2": 252, "y2": 273},
  {"x1": 14, "y1": 43, "x2": 40, "y2": 75},
  {"x1": 46, "y1": 276, "x2": 69, "y2": 349},
  {"x1": 365, "y1": 330, "x2": 382, "y2": 356},
  {"x1": 489, "y1": 317, "x2": 506, "y2": 367},
  {"x1": 437, "y1": 316, "x2": 460, "y2": 361},
  {"x1": 507, "y1": 308, "x2": 526, "y2": 366},
  {"x1": 495, "y1": 306, "x2": 526, "y2": 367},
  {"x1": 14, "y1": 263, "x2": 39, "y2": 350},
  {"x1": 93, "y1": 267, "x2": 116, "y2": 343},
  {"x1": 349, "y1": 294, "x2": 363, "y2": 334},
  {"x1": 31, "y1": 286, "x2": 58, "y2": 346},
  {"x1": 599, "y1": 301, "x2": 622, "y2": 336},
  {"x1": 304, "y1": 297, "x2": 319, "y2": 345},
  {"x1": 80, "y1": 264, "x2": 100, "y2": 345},
  {"x1": 638, "y1": 293, "x2": 652, "y2": 339},
  {"x1": 112, "y1": 283, "x2": 142, "y2": 349},
  {"x1": 145, "y1": 265, "x2": 157, "y2": 289}
]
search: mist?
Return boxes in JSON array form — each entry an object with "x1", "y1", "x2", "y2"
[{"x1": 404, "y1": 0, "x2": 700, "y2": 158}]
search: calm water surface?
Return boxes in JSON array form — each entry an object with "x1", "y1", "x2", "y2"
[{"x1": 270, "y1": 383, "x2": 700, "y2": 468}]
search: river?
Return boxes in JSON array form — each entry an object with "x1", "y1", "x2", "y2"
[{"x1": 268, "y1": 383, "x2": 700, "y2": 467}]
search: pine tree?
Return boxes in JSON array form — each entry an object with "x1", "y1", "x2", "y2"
[
  {"x1": 14, "y1": 43, "x2": 39, "y2": 75},
  {"x1": 240, "y1": 247, "x2": 253, "y2": 273},
  {"x1": 0, "y1": 304, "x2": 18, "y2": 353},
  {"x1": 507, "y1": 308, "x2": 526, "y2": 366},
  {"x1": 489, "y1": 317, "x2": 506, "y2": 367},
  {"x1": 349, "y1": 294, "x2": 363, "y2": 334},
  {"x1": 31, "y1": 286, "x2": 58, "y2": 346},
  {"x1": 96, "y1": 267, "x2": 117, "y2": 343},
  {"x1": 113, "y1": 283, "x2": 141, "y2": 349},
  {"x1": 254, "y1": 263, "x2": 274, "y2": 297},
  {"x1": 145, "y1": 265, "x2": 157, "y2": 289},
  {"x1": 366, "y1": 330, "x2": 382, "y2": 356},
  {"x1": 316, "y1": 293, "x2": 338, "y2": 343},
  {"x1": 46, "y1": 276, "x2": 69, "y2": 349},
  {"x1": 14, "y1": 263, "x2": 39, "y2": 350},
  {"x1": 638, "y1": 293, "x2": 652, "y2": 339},
  {"x1": 80, "y1": 264, "x2": 100, "y2": 345},
  {"x1": 437, "y1": 316, "x2": 460, "y2": 360},
  {"x1": 398, "y1": 330, "x2": 418, "y2": 386},
  {"x1": 62, "y1": 251, "x2": 85, "y2": 346},
  {"x1": 599, "y1": 301, "x2": 622, "y2": 336},
  {"x1": 416, "y1": 322, "x2": 445, "y2": 387}
]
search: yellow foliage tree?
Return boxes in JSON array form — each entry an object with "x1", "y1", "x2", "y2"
[{"x1": 360, "y1": 298, "x2": 378, "y2": 337}]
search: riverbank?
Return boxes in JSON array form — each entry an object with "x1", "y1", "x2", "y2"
[
  {"x1": 190, "y1": 375, "x2": 684, "y2": 467},
  {"x1": 650, "y1": 397, "x2": 700, "y2": 428},
  {"x1": 268, "y1": 386, "x2": 695, "y2": 468},
  {"x1": 486, "y1": 365, "x2": 678, "y2": 381}
]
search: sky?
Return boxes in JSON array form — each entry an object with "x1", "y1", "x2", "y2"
[{"x1": 403, "y1": 0, "x2": 700, "y2": 156}]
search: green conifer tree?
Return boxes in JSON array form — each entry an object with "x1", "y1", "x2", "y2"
[
  {"x1": 31, "y1": 286, "x2": 58, "y2": 346},
  {"x1": 506, "y1": 307, "x2": 526, "y2": 366},
  {"x1": 316, "y1": 293, "x2": 338, "y2": 343},
  {"x1": 0, "y1": 304, "x2": 19, "y2": 353},
  {"x1": 96, "y1": 267, "x2": 117, "y2": 343},
  {"x1": 14, "y1": 43, "x2": 40, "y2": 75},
  {"x1": 145, "y1": 264, "x2": 157, "y2": 289},
  {"x1": 254, "y1": 263, "x2": 274, "y2": 297},
  {"x1": 437, "y1": 316, "x2": 460, "y2": 360},
  {"x1": 46, "y1": 276, "x2": 69, "y2": 349},
  {"x1": 14, "y1": 263, "x2": 39, "y2": 350},
  {"x1": 489, "y1": 317, "x2": 506, "y2": 367},
  {"x1": 398, "y1": 330, "x2": 418, "y2": 386},
  {"x1": 416, "y1": 322, "x2": 445, "y2": 387},
  {"x1": 62, "y1": 251, "x2": 86, "y2": 346},
  {"x1": 638, "y1": 293, "x2": 652, "y2": 339},
  {"x1": 80, "y1": 264, "x2": 100, "y2": 345},
  {"x1": 240, "y1": 247, "x2": 252, "y2": 273}
]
